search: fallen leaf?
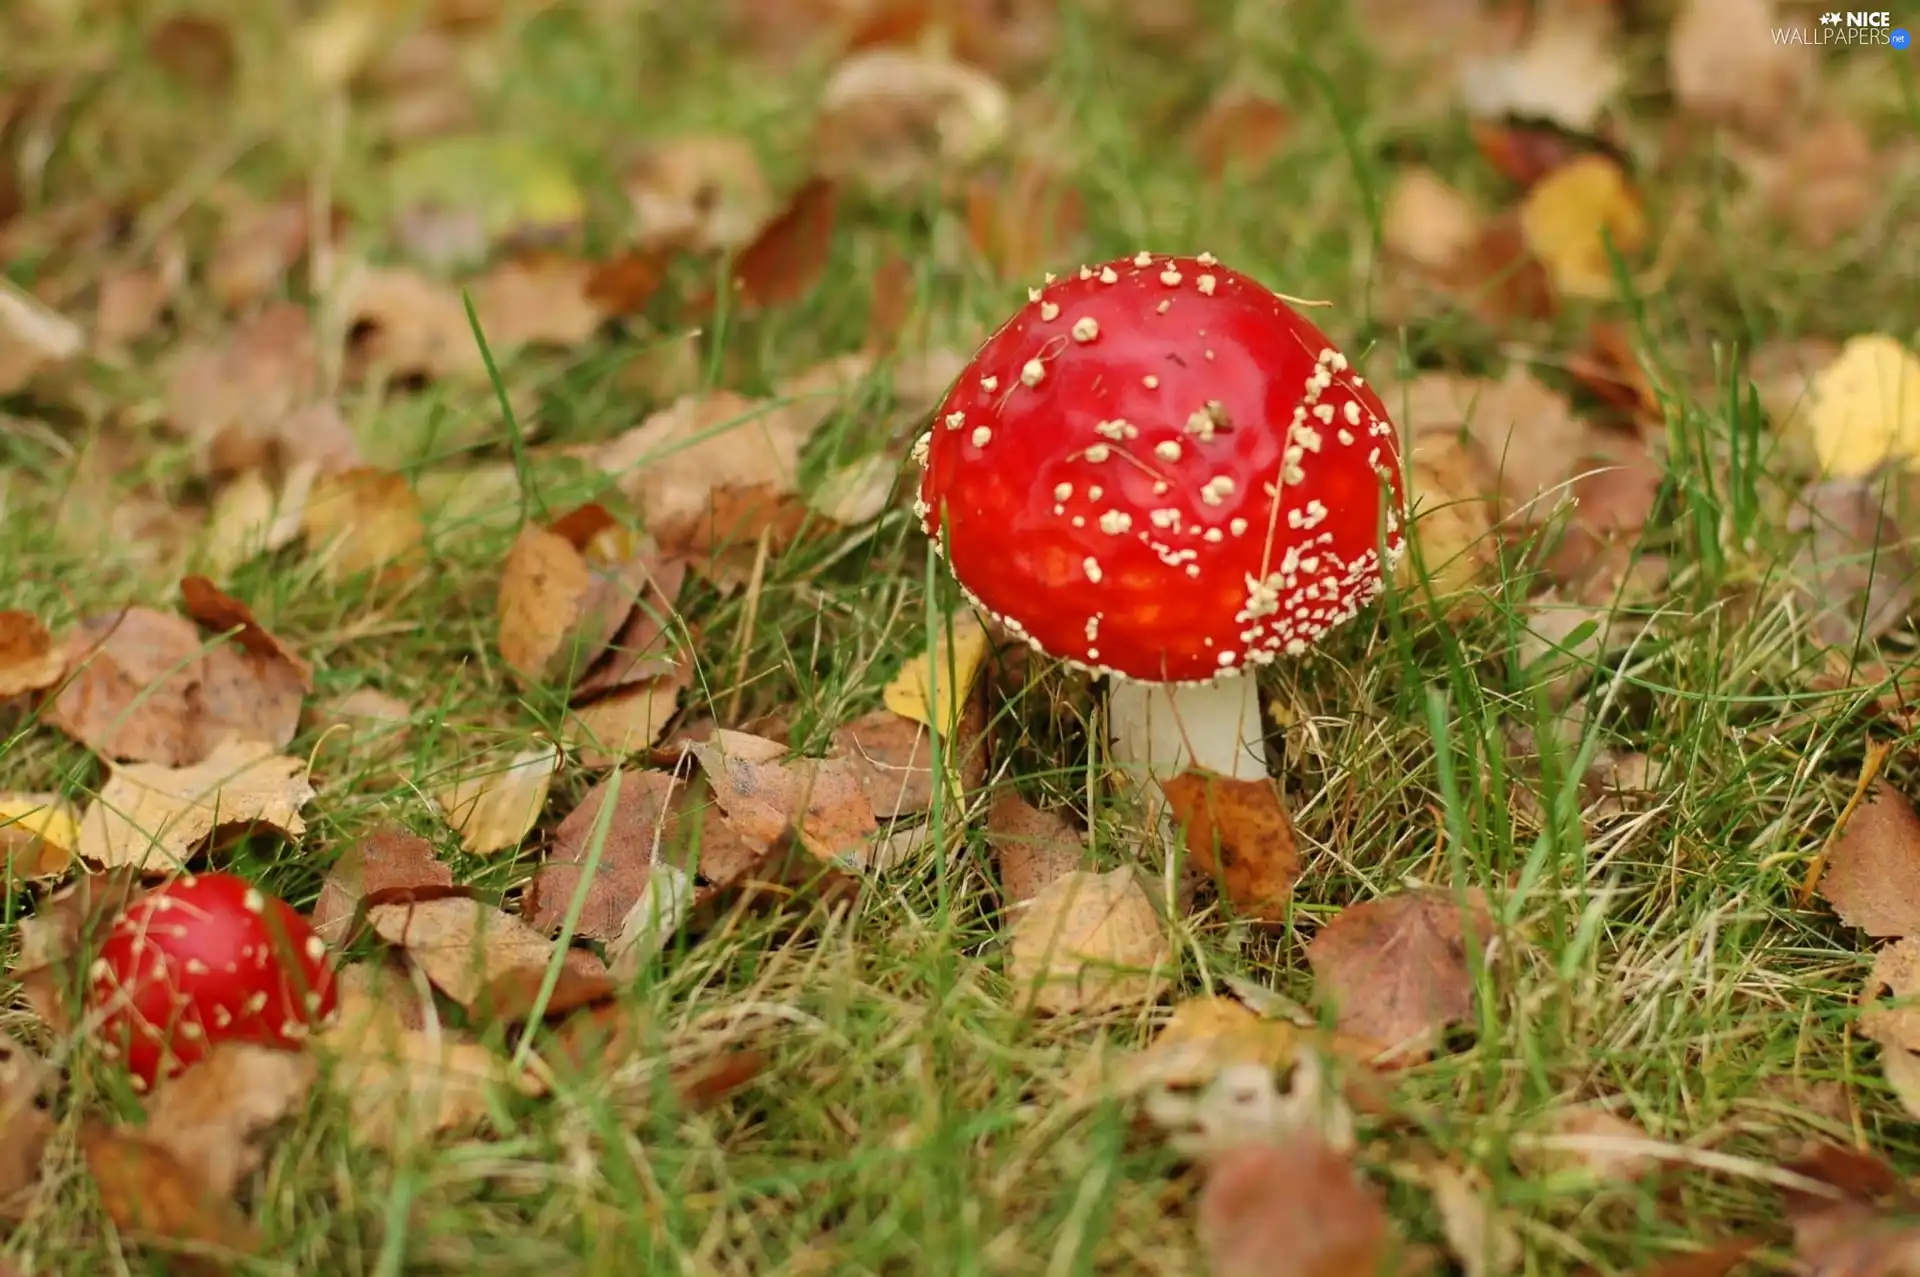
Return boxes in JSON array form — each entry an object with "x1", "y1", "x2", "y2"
[
  {"x1": 433, "y1": 743, "x2": 559, "y2": 856},
  {"x1": 313, "y1": 965, "x2": 538, "y2": 1149},
  {"x1": 203, "y1": 464, "x2": 317, "y2": 577},
  {"x1": 690, "y1": 731, "x2": 878, "y2": 860},
  {"x1": 1518, "y1": 154, "x2": 1647, "y2": 300},
  {"x1": 1197, "y1": 1136, "x2": 1396, "y2": 1277},
  {"x1": 1381, "y1": 167, "x2": 1485, "y2": 274},
  {"x1": 92, "y1": 265, "x2": 173, "y2": 347},
  {"x1": 1007, "y1": 867, "x2": 1169, "y2": 1014},
  {"x1": 464, "y1": 254, "x2": 608, "y2": 350},
  {"x1": 882, "y1": 610, "x2": 989, "y2": 734},
  {"x1": 343, "y1": 266, "x2": 487, "y2": 379},
  {"x1": 300, "y1": 466, "x2": 428, "y2": 581},
  {"x1": 143, "y1": 1043, "x2": 317, "y2": 1198},
  {"x1": 563, "y1": 669, "x2": 692, "y2": 767},
  {"x1": 1397, "y1": 427, "x2": 1499, "y2": 617},
  {"x1": 207, "y1": 197, "x2": 315, "y2": 311},
  {"x1": 1667, "y1": 0, "x2": 1805, "y2": 138},
  {"x1": 1861, "y1": 935, "x2": 1920, "y2": 1056},
  {"x1": 1189, "y1": 87, "x2": 1290, "y2": 179},
  {"x1": 76, "y1": 738, "x2": 314, "y2": 873},
  {"x1": 0, "y1": 610, "x2": 67, "y2": 697},
  {"x1": 384, "y1": 135, "x2": 585, "y2": 271},
  {"x1": 1516, "y1": 1106, "x2": 1658, "y2": 1184},
  {"x1": 812, "y1": 50, "x2": 1009, "y2": 196},
  {"x1": 524, "y1": 769, "x2": 678, "y2": 941},
  {"x1": 311, "y1": 829, "x2": 455, "y2": 945},
  {"x1": 1160, "y1": 770, "x2": 1300, "y2": 921},
  {"x1": 307, "y1": 686, "x2": 414, "y2": 761},
  {"x1": 163, "y1": 302, "x2": 346, "y2": 475},
  {"x1": 1306, "y1": 887, "x2": 1494, "y2": 1061},
  {"x1": 0, "y1": 1067, "x2": 53, "y2": 1209},
  {"x1": 1791, "y1": 479, "x2": 1916, "y2": 649},
  {"x1": 810, "y1": 451, "x2": 903, "y2": 526},
  {"x1": 1625, "y1": 1240, "x2": 1758, "y2": 1277},
  {"x1": 1458, "y1": 4, "x2": 1621, "y2": 133},
  {"x1": 608, "y1": 863, "x2": 696, "y2": 977},
  {"x1": 1425, "y1": 1161, "x2": 1520, "y2": 1277},
  {"x1": 1382, "y1": 367, "x2": 1591, "y2": 524},
  {"x1": 79, "y1": 1123, "x2": 260, "y2": 1252},
  {"x1": 1470, "y1": 119, "x2": 1611, "y2": 191},
  {"x1": 963, "y1": 161, "x2": 1085, "y2": 281},
  {"x1": 179, "y1": 575, "x2": 313, "y2": 690},
  {"x1": 624, "y1": 133, "x2": 773, "y2": 254},
  {"x1": 11, "y1": 868, "x2": 145, "y2": 1031},
  {"x1": 986, "y1": 793, "x2": 1085, "y2": 905},
  {"x1": 1118, "y1": 996, "x2": 1300, "y2": 1095},
  {"x1": 1804, "y1": 335, "x2": 1920, "y2": 480},
  {"x1": 830, "y1": 710, "x2": 938, "y2": 819},
  {"x1": 497, "y1": 505, "x2": 659, "y2": 687},
  {"x1": 146, "y1": 12, "x2": 236, "y2": 92},
  {"x1": 0, "y1": 792, "x2": 78, "y2": 880},
  {"x1": 366, "y1": 895, "x2": 611, "y2": 1020},
  {"x1": 720, "y1": 178, "x2": 840, "y2": 312},
  {"x1": 1760, "y1": 114, "x2": 1878, "y2": 252},
  {"x1": 1545, "y1": 440, "x2": 1665, "y2": 605},
  {"x1": 0, "y1": 278, "x2": 84, "y2": 395}
]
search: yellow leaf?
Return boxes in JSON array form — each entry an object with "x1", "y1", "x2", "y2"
[
  {"x1": 1119, "y1": 996, "x2": 1300, "y2": 1094},
  {"x1": 883, "y1": 611, "x2": 988, "y2": 733},
  {"x1": 0, "y1": 793, "x2": 79, "y2": 879},
  {"x1": 1518, "y1": 155, "x2": 1647, "y2": 299},
  {"x1": 1806, "y1": 334, "x2": 1920, "y2": 478}
]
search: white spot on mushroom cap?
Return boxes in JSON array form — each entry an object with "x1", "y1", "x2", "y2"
[
  {"x1": 1071, "y1": 316, "x2": 1098, "y2": 342},
  {"x1": 1099, "y1": 266, "x2": 1118, "y2": 284},
  {"x1": 1197, "y1": 274, "x2": 1217, "y2": 295},
  {"x1": 971, "y1": 426, "x2": 992, "y2": 447},
  {"x1": 1040, "y1": 301, "x2": 1060, "y2": 321},
  {"x1": 1021, "y1": 358, "x2": 1046, "y2": 387},
  {"x1": 1082, "y1": 557, "x2": 1103, "y2": 583}
]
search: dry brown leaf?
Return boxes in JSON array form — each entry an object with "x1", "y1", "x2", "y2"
[
  {"x1": 76, "y1": 737, "x2": 315, "y2": 873},
  {"x1": 46, "y1": 604, "x2": 306, "y2": 766},
  {"x1": 986, "y1": 793, "x2": 1085, "y2": 905},
  {"x1": 0, "y1": 278, "x2": 84, "y2": 395},
  {"x1": 1198, "y1": 1136, "x2": 1396, "y2": 1277},
  {"x1": 93, "y1": 266, "x2": 173, "y2": 347},
  {"x1": 433, "y1": 743, "x2": 558, "y2": 856},
  {"x1": 1817, "y1": 782, "x2": 1920, "y2": 938},
  {"x1": 79, "y1": 1123, "x2": 260, "y2": 1253},
  {"x1": 830, "y1": 710, "x2": 936, "y2": 819},
  {"x1": 306, "y1": 686, "x2": 415, "y2": 763},
  {"x1": 1425, "y1": 1161, "x2": 1520, "y2": 1277},
  {"x1": 563, "y1": 669, "x2": 692, "y2": 767},
  {"x1": 1398, "y1": 427, "x2": 1499, "y2": 617},
  {"x1": 301, "y1": 466, "x2": 428, "y2": 581},
  {"x1": 313, "y1": 965, "x2": 538, "y2": 1149},
  {"x1": 1381, "y1": 167, "x2": 1485, "y2": 274},
  {"x1": 690, "y1": 731, "x2": 877, "y2": 861},
  {"x1": 180, "y1": 575, "x2": 313, "y2": 690},
  {"x1": 1306, "y1": 887, "x2": 1494, "y2": 1061},
  {"x1": 203, "y1": 464, "x2": 316, "y2": 577},
  {"x1": 1790, "y1": 479, "x2": 1916, "y2": 649},
  {"x1": 367, "y1": 895, "x2": 610, "y2": 1020},
  {"x1": 964, "y1": 162, "x2": 1085, "y2": 280},
  {"x1": 812, "y1": 50, "x2": 1008, "y2": 195},
  {"x1": 0, "y1": 1070, "x2": 53, "y2": 1210},
  {"x1": 1458, "y1": 4, "x2": 1621, "y2": 133},
  {"x1": 1862, "y1": 935, "x2": 1920, "y2": 1057},
  {"x1": 147, "y1": 12, "x2": 236, "y2": 91},
  {"x1": 524, "y1": 769, "x2": 677, "y2": 941},
  {"x1": 497, "y1": 505, "x2": 660, "y2": 687},
  {"x1": 1190, "y1": 88, "x2": 1290, "y2": 180},
  {"x1": 1517, "y1": 1106, "x2": 1658, "y2": 1184},
  {"x1": 1119, "y1": 996, "x2": 1301, "y2": 1095},
  {"x1": 625, "y1": 133, "x2": 773, "y2": 254},
  {"x1": 1382, "y1": 367, "x2": 1592, "y2": 525},
  {"x1": 466, "y1": 255, "x2": 608, "y2": 350},
  {"x1": 143, "y1": 1043, "x2": 317, "y2": 1198},
  {"x1": 1007, "y1": 867, "x2": 1168, "y2": 1014},
  {"x1": 1667, "y1": 0, "x2": 1806, "y2": 138},
  {"x1": 344, "y1": 265, "x2": 486, "y2": 380},
  {"x1": 0, "y1": 792, "x2": 78, "y2": 880},
  {"x1": 704, "y1": 178, "x2": 840, "y2": 314},
  {"x1": 1518, "y1": 154, "x2": 1647, "y2": 300},
  {"x1": 1545, "y1": 440, "x2": 1665, "y2": 605},
  {"x1": 1470, "y1": 119, "x2": 1613, "y2": 191},
  {"x1": 207, "y1": 198, "x2": 314, "y2": 312},
  {"x1": 311, "y1": 828, "x2": 455, "y2": 945},
  {"x1": 0, "y1": 610, "x2": 67, "y2": 697},
  {"x1": 164, "y1": 302, "x2": 354, "y2": 475},
  {"x1": 1161, "y1": 770, "x2": 1299, "y2": 921}
]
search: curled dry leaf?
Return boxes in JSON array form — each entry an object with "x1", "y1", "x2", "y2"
[
  {"x1": 829, "y1": 707, "x2": 984, "y2": 821},
  {"x1": 1306, "y1": 887, "x2": 1494, "y2": 1062},
  {"x1": 718, "y1": 178, "x2": 840, "y2": 314},
  {"x1": 1198, "y1": 1136, "x2": 1396, "y2": 1277},
  {"x1": 812, "y1": 49, "x2": 1009, "y2": 195},
  {"x1": 79, "y1": 1123, "x2": 260, "y2": 1252},
  {"x1": 0, "y1": 792, "x2": 78, "y2": 880},
  {"x1": 301, "y1": 466, "x2": 428, "y2": 581},
  {"x1": 1, "y1": 1046, "x2": 53, "y2": 1209},
  {"x1": 366, "y1": 896, "x2": 611, "y2": 1022},
  {"x1": 307, "y1": 686, "x2": 415, "y2": 762},
  {"x1": 46, "y1": 601, "x2": 309, "y2": 767},
  {"x1": 497, "y1": 504, "x2": 658, "y2": 687},
  {"x1": 524, "y1": 769, "x2": 678, "y2": 942},
  {"x1": 690, "y1": 730, "x2": 878, "y2": 861},
  {"x1": 1160, "y1": 769, "x2": 1300, "y2": 921},
  {"x1": 625, "y1": 133, "x2": 773, "y2": 254},
  {"x1": 1803, "y1": 335, "x2": 1920, "y2": 480},
  {"x1": 1518, "y1": 154, "x2": 1647, "y2": 300},
  {"x1": 310, "y1": 828, "x2": 455, "y2": 945},
  {"x1": 433, "y1": 743, "x2": 559, "y2": 856},
  {"x1": 986, "y1": 793, "x2": 1086, "y2": 906},
  {"x1": 143, "y1": 1042, "x2": 317, "y2": 1198},
  {"x1": 313, "y1": 964, "x2": 539, "y2": 1150},
  {"x1": 1007, "y1": 866, "x2": 1169, "y2": 1014},
  {"x1": 76, "y1": 738, "x2": 315, "y2": 873},
  {"x1": 0, "y1": 610, "x2": 66, "y2": 697},
  {"x1": 1790, "y1": 479, "x2": 1916, "y2": 650},
  {"x1": 464, "y1": 255, "x2": 609, "y2": 351}
]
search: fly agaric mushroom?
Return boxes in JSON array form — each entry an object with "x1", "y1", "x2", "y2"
[
  {"x1": 85, "y1": 871, "x2": 338, "y2": 1092},
  {"x1": 913, "y1": 251, "x2": 1405, "y2": 789}
]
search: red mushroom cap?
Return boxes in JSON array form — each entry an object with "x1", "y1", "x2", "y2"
[
  {"x1": 913, "y1": 252, "x2": 1406, "y2": 685},
  {"x1": 86, "y1": 871, "x2": 339, "y2": 1091}
]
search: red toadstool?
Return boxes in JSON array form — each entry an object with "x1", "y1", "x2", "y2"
[
  {"x1": 86, "y1": 871, "x2": 339, "y2": 1092},
  {"x1": 914, "y1": 251, "x2": 1405, "y2": 789}
]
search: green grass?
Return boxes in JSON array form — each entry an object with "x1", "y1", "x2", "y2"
[{"x1": 5, "y1": 0, "x2": 1920, "y2": 1273}]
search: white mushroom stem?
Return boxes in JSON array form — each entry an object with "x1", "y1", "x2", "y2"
[{"x1": 1108, "y1": 673, "x2": 1269, "y2": 874}]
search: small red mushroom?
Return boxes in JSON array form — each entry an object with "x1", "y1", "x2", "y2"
[
  {"x1": 85, "y1": 871, "x2": 339, "y2": 1092},
  {"x1": 914, "y1": 251, "x2": 1405, "y2": 782}
]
